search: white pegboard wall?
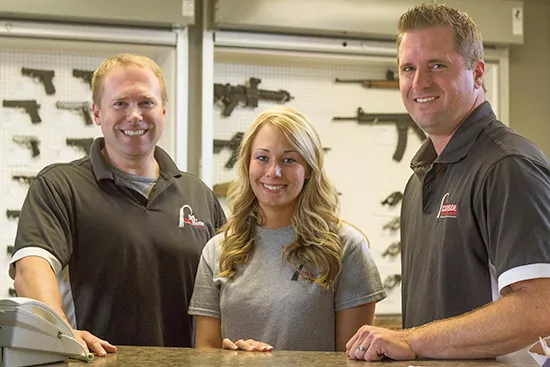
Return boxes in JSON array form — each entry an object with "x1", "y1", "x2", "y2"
[
  {"x1": 212, "y1": 51, "x2": 501, "y2": 314},
  {"x1": 212, "y1": 57, "x2": 408, "y2": 314},
  {"x1": 0, "y1": 48, "x2": 105, "y2": 297}
]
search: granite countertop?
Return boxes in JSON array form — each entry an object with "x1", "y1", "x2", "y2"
[{"x1": 51, "y1": 346, "x2": 539, "y2": 366}]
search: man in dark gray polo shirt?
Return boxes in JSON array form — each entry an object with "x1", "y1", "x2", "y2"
[
  {"x1": 346, "y1": 4, "x2": 550, "y2": 361},
  {"x1": 9, "y1": 53, "x2": 225, "y2": 356}
]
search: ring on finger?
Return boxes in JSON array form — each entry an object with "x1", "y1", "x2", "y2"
[{"x1": 357, "y1": 345, "x2": 367, "y2": 352}]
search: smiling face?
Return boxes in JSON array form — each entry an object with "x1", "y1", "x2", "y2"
[
  {"x1": 398, "y1": 26, "x2": 485, "y2": 136},
  {"x1": 249, "y1": 123, "x2": 308, "y2": 223},
  {"x1": 92, "y1": 65, "x2": 166, "y2": 162}
]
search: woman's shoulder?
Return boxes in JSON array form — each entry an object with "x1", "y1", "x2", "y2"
[
  {"x1": 338, "y1": 222, "x2": 366, "y2": 240},
  {"x1": 202, "y1": 232, "x2": 226, "y2": 256},
  {"x1": 338, "y1": 222, "x2": 369, "y2": 250}
]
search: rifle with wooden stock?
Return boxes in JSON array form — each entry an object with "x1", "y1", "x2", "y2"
[
  {"x1": 335, "y1": 70, "x2": 399, "y2": 89},
  {"x1": 213, "y1": 182, "x2": 232, "y2": 198}
]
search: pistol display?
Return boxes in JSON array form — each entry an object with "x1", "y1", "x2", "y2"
[
  {"x1": 382, "y1": 242, "x2": 402, "y2": 258},
  {"x1": 3, "y1": 100, "x2": 41, "y2": 124},
  {"x1": 21, "y1": 67, "x2": 56, "y2": 95},
  {"x1": 56, "y1": 101, "x2": 93, "y2": 125},
  {"x1": 72, "y1": 69, "x2": 94, "y2": 88},
  {"x1": 383, "y1": 217, "x2": 400, "y2": 232},
  {"x1": 66, "y1": 138, "x2": 94, "y2": 156},
  {"x1": 383, "y1": 274, "x2": 402, "y2": 290},
  {"x1": 12, "y1": 175, "x2": 35, "y2": 185},
  {"x1": 12, "y1": 136, "x2": 40, "y2": 157},
  {"x1": 381, "y1": 191, "x2": 403, "y2": 207},
  {"x1": 6, "y1": 210, "x2": 21, "y2": 220}
]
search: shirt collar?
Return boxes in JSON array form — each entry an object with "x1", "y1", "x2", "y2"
[
  {"x1": 436, "y1": 101, "x2": 496, "y2": 164},
  {"x1": 90, "y1": 137, "x2": 182, "y2": 181},
  {"x1": 410, "y1": 101, "x2": 496, "y2": 174}
]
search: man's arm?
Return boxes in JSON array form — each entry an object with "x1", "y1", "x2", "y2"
[
  {"x1": 14, "y1": 257, "x2": 66, "y2": 321},
  {"x1": 14, "y1": 256, "x2": 117, "y2": 356},
  {"x1": 408, "y1": 277, "x2": 550, "y2": 359},
  {"x1": 347, "y1": 277, "x2": 550, "y2": 361}
]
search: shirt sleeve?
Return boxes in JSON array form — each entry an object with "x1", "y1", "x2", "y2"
[
  {"x1": 334, "y1": 224, "x2": 387, "y2": 311},
  {"x1": 11, "y1": 174, "x2": 74, "y2": 274},
  {"x1": 476, "y1": 155, "x2": 550, "y2": 293},
  {"x1": 189, "y1": 235, "x2": 222, "y2": 318}
]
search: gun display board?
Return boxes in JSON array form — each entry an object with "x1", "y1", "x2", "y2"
[
  {"x1": 0, "y1": 48, "x2": 107, "y2": 298},
  {"x1": 211, "y1": 56, "x2": 413, "y2": 316},
  {"x1": 212, "y1": 44, "x2": 501, "y2": 315}
]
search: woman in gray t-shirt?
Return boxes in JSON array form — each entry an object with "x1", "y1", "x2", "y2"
[{"x1": 189, "y1": 106, "x2": 386, "y2": 352}]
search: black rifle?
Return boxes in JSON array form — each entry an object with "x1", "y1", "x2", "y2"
[
  {"x1": 381, "y1": 191, "x2": 403, "y2": 207},
  {"x1": 382, "y1": 242, "x2": 401, "y2": 258},
  {"x1": 213, "y1": 132, "x2": 244, "y2": 169},
  {"x1": 383, "y1": 274, "x2": 402, "y2": 290},
  {"x1": 335, "y1": 70, "x2": 399, "y2": 89},
  {"x1": 73, "y1": 69, "x2": 94, "y2": 88},
  {"x1": 3, "y1": 100, "x2": 41, "y2": 124},
  {"x1": 56, "y1": 101, "x2": 93, "y2": 125},
  {"x1": 12, "y1": 175, "x2": 35, "y2": 185},
  {"x1": 6, "y1": 210, "x2": 21, "y2": 219},
  {"x1": 333, "y1": 108, "x2": 426, "y2": 162},
  {"x1": 12, "y1": 136, "x2": 40, "y2": 157},
  {"x1": 66, "y1": 138, "x2": 94, "y2": 156},
  {"x1": 214, "y1": 77, "x2": 293, "y2": 117},
  {"x1": 21, "y1": 67, "x2": 56, "y2": 95}
]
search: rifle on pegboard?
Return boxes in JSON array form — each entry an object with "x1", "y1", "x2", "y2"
[
  {"x1": 213, "y1": 132, "x2": 244, "y2": 169},
  {"x1": 335, "y1": 70, "x2": 399, "y2": 89},
  {"x1": 214, "y1": 77, "x2": 293, "y2": 117},
  {"x1": 332, "y1": 108, "x2": 426, "y2": 162}
]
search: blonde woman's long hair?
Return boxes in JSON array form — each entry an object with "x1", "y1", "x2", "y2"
[{"x1": 219, "y1": 106, "x2": 343, "y2": 289}]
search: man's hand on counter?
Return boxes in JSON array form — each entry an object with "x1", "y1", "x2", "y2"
[
  {"x1": 345, "y1": 325, "x2": 416, "y2": 361},
  {"x1": 73, "y1": 329, "x2": 118, "y2": 357}
]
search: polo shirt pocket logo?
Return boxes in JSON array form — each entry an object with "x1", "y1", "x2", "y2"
[
  {"x1": 178, "y1": 205, "x2": 206, "y2": 228},
  {"x1": 437, "y1": 193, "x2": 457, "y2": 218}
]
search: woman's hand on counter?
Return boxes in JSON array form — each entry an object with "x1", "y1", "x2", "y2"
[{"x1": 222, "y1": 338, "x2": 273, "y2": 352}]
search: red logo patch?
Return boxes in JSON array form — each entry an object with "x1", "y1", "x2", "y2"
[
  {"x1": 437, "y1": 193, "x2": 457, "y2": 218},
  {"x1": 178, "y1": 205, "x2": 206, "y2": 228}
]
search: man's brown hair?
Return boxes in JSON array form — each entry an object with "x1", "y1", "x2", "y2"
[
  {"x1": 91, "y1": 53, "x2": 167, "y2": 106},
  {"x1": 396, "y1": 3, "x2": 484, "y2": 69}
]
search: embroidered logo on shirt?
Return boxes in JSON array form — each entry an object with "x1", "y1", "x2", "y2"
[
  {"x1": 178, "y1": 205, "x2": 205, "y2": 228},
  {"x1": 291, "y1": 264, "x2": 320, "y2": 283},
  {"x1": 437, "y1": 192, "x2": 457, "y2": 218}
]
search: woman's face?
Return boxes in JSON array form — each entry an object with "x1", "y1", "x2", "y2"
[{"x1": 249, "y1": 124, "x2": 308, "y2": 219}]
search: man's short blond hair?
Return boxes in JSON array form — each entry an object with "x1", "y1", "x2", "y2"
[
  {"x1": 91, "y1": 53, "x2": 167, "y2": 106},
  {"x1": 396, "y1": 3, "x2": 484, "y2": 69}
]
